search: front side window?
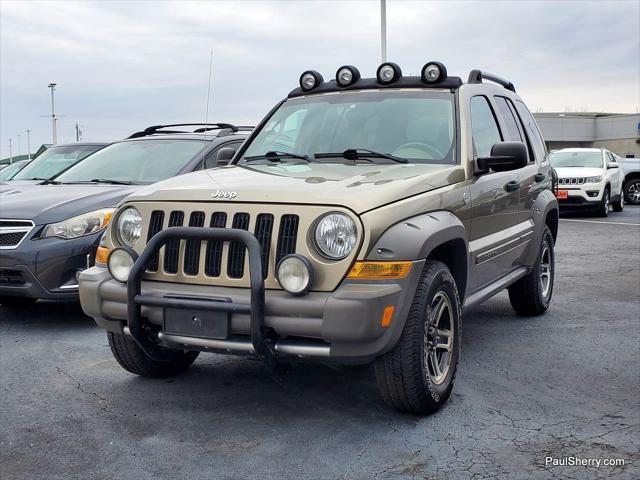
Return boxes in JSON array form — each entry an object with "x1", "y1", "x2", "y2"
[
  {"x1": 55, "y1": 139, "x2": 207, "y2": 184},
  {"x1": 241, "y1": 91, "x2": 456, "y2": 164},
  {"x1": 550, "y1": 151, "x2": 604, "y2": 168},
  {"x1": 12, "y1": 144, "x2": 105, "y2": 180},
  {"x1": 470, "y1": 96, "x2": 502, "y2": 157},
  {"x1": 514, "y1": 100, "x2": 547, "y2": 162},
  {"x1": 494, "y1": 97, "x2": 523, "y2": 142}
]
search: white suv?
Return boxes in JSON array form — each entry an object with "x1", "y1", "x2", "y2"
[{"x1": 550, "y1": 148, "x2": 624, "y2": 217}]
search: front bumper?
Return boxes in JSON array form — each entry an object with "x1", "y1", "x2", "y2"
[
  {"x1": 556, "y1": 183, "x2": 604, "y2": 208},
  {"x1": 0, "y1": 232, "x2": 101, "y2": 300},
  {"x1": 79, "y1": 227, "x2": 423, "y2": 363}
]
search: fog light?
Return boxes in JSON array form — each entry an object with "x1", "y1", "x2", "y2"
[
  {"x1": 299, "y1": 70, "x2": 323, "y2": 91},
  {"x1": 336, "y1": 65, "x2": 360, "y2": 87},
  {"x1": 421, "y1": 61, "x2": 447, "y2": 83},
  {"x1": 108, "y1": 247, "x2": 138, "y2": 283},
  {"x1": 276, "y1": 254, "x2": 313, "y2": 295},
  {"x1": 376, "y1": 62, "x2": 402, "y2": 84}
]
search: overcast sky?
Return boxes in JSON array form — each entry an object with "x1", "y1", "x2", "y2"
[{"x1": 1, "y1": 0, "x2": 638, "y2": 158}]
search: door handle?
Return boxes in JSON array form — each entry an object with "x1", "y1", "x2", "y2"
[
  {"x1": 534, "y1": 173, "x2": 546, "y2": 182},
  {"x1": 505, "y1": 180, "x2": 520, "y2": 192}
]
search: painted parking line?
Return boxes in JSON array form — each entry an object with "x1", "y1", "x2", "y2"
[{"x1": 560, "y1": 218, "x2": 640, "y2": 226}]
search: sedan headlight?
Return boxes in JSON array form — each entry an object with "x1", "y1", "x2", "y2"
[
  {"x1": 41, "y1": 209, "x2": 114, "y2": 239},
  {"x1": 116, "y1": 207, "x2": 142, "y2": 247},
  {"x1": 314, "y1": 213, "x2": 357, "y2": 259},
  {"x1": 584, "y1": 176, "x2": 602, "y2": 183}
]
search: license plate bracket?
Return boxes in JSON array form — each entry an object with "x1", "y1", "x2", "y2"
[
  {"x1": 163, "y1": 297, "x2": 230, "y2": 340},
  {"x1": 556, "y1": 190, "x2": 568, "y2": 199}
]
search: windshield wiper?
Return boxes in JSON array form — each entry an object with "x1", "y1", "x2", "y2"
[
  {"x1": 38, "y1": 178, "x2": 61, "y2": 185},
  {"x1": 244, "y1": 151, "x2": 311, "y2": 163},
  {"x1": 62, "y1": 178, "x2": 136, "y2": 185},
  {"x1": 314, "y1": 148, "x2": 408, "y2": 164}
]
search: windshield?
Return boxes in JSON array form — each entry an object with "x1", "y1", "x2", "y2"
[
  {"x1": 12, "y1": 144, "x2": 105, "y2": 180},
  {"x1": 0, "y1": 161, "x2": 29, "y2": 180},
  {"x1": 550, "y1": 151, "x2": 603, "y2": 168},
  {"x1": 241, "y1": 91, "x2": 456, "y2": 164},
  {"x1": 55, "y1": 139, "x2": 207, "y2": 184}
]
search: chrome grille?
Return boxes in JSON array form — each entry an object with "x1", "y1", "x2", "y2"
[
  {"x1": 558, "y1": 177, "x2": 586, "y2": 185},
  {"x1": 0, "y1": 219, "x2": 34, "y2": 249}
]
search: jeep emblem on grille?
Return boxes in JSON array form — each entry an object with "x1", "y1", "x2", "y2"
[{"x1": 211, "y1": 190, "x2": 237, "y2": 199}]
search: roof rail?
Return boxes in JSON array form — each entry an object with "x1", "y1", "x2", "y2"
[
  {"x1": 467, "y1": 70, "x2": 516, "y2": 92},
  {"x1": 127, "y1": 123, "x2": 247, "y2": 139}
]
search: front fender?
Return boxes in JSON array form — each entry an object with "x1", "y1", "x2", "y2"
[{"x1": 365, "y1": 210, "x2": 468, "y2": 262}]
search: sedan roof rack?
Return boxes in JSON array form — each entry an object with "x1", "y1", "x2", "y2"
[
  {"x1": 127, "y1": 123, "x2": 251, "y2": 139},
  {"x1": 467, "y1": 70, "x2": 516, "y2": 92}
]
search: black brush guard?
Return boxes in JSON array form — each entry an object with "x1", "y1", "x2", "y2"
[{"x1": 126, "y1": 227, "x2": 275, "y2": 365}]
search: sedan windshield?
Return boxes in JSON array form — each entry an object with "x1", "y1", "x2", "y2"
[
  {"x1": 550, "y1": 151, "x2": 603, "y2": 168},
  {"x1": 55, "y1": 139, "x2": 207, "y2": 184},
  {"x1": 0, "y1": 160, "x2": 29, "y2": 180},
  {"x1": 12, "y1": 144, "x2": 105, "y2": 180},
  {"x1": 241, "y1": 91, "x2": 456, "y2": 164}
]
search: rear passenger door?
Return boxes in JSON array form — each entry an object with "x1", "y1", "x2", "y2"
[
  {"x1": 468, "y1": 95, "x2": 522, "y2": 292},
  {"x1": 511, "y1": 100, "x2": 552, "y2": 224}
]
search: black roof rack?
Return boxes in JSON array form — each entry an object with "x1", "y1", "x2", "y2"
[
  {"x1": 127, "y1": 123, "x2": 252, "y2": 139},
  {"x1": 467, "y1": 70, "x2": 516, "y2": 92}
]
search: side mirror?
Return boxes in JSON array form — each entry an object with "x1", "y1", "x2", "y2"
[
  {"x1": 477, "y1": 141, "x2": 528, "y2": 173},
  {"x1": 215, "y1": 147, "x2": 237, "y2": 167},
  {"x1": 607, "y1": 162, "x2": 619, "y2": 169}
]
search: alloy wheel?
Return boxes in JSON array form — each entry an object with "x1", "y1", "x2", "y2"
[
  {"x1": 424, "y1": 291, "x2": 454, "y2": 385},
  {"x1": 539, "y1": 241, "x2": 552, "y2": 300}
]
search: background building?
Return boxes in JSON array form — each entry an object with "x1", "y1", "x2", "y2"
[{"x1": 534, "y1": 112, "x2": 640, "y2": 157}]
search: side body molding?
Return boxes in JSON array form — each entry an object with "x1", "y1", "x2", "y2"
[{"x1": 366, "y1": 211, "x2": 469, "y2": 262}]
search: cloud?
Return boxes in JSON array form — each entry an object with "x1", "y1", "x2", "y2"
[{"x1": 1, "y1": 0, "x2": 638, "y2": 157}]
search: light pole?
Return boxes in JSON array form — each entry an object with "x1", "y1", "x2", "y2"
[
  {"x1": 26, "y1": 130, "x2": 31, "y2": 160},
  {"x1": 380, "y1": 0, "x2": 387, "y2": 63},
  {"x1": 8, "y1": 139, "x2": 13, "y2": 164},
  {"x1": 17, "y1": 134, "x2": 21, "y2": 157},
  {"x1": 48, "y1": 82, "x2": 57, "y2": 144}
]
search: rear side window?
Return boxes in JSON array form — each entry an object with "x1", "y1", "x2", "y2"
[
  {"x1": 514, "y1": 100, "x2": 547, "y2": 162},
  {"x1": 494, "y1": 97, "x2": 523, "y2": 142},
  {"x1": 470, "y1": 96, "x2": 502, "y2": 157}
]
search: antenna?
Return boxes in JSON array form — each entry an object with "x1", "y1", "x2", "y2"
[{"x1": 202, "y1": 49, "x2": 214, "y2": 164}]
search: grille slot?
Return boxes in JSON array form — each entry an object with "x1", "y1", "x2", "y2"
[
  {"x1": 0, "y1": 269, "x2": 25, "y2": 285},
  {"x1": 227, "y1": 213, "x2": 250, "y2": 278},
  {"x1": 276, "y1": 215, "x2": 299, "y2": 263},
  {"x1": 147, "y1": 211, "x2": 165, "y2": 272},
  {"x1": 183, "y1": 212, "x2": 206, "y2": 275},
  {"x1": 254, "y1": 214, "x2": 274, "y2": 278},
  {"x1": 204, "y1": 212, "x2": 228, "y2": 277},
  {"x1": 0, "y1": 232, "x2": 27, "y2": 247},
  {"x1": 163, "y1": 211, "x2": 184, "y2": 274}
]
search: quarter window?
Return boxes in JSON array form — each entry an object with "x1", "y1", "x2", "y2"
[
  {"x1": 514, "y1": 100, "x2": 547, "y2": 163},
  {"x1": 470, "y1": 96, "x2": 502, "y2": 158}
]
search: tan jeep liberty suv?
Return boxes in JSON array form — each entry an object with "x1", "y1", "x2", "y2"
[{"x1": 79, "y1": 62, "x2": 559, "y2": 414}]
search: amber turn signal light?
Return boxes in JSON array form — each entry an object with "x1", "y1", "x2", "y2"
[
  {"x1": 381, "y1": 305, "x2": 395, "y2": 327},
  {"x1": 95, "y1": 246, "x2": 110, "y2": 265},
  {"x1": 347, "y1": 261, "x2": 412, "y2": 280}
]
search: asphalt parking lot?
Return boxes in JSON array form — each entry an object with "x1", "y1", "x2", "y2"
[{"x1": 1, "y1": 207, "x2": 639, "y2": 480}]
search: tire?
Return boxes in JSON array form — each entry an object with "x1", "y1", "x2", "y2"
[
  {"x1": 612, "y1": 190, "x2": 624, "y2": 212},
  {"x1": 623, "y1": 178, "x2": 640, "y2": 205},
  {"x1": 374, "y1": 260, "x2": 461, "y2": 414},
  {"x1": 508, "y1": 226, "x2": 555, "y2": 316},
  {"x1": 107, "y1": 331, "x2": 199, "y2": 378},
  {"x1": 596, "y1": 188, "x2": 610, "y2": 217},
  {"x1": 0, "y1": 295, "x2": 37, "y2": 307}
]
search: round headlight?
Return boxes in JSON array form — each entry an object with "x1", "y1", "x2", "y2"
[
  {"x1": 376, "y1": 62, "x2": 402, "y2": 84},
  {"x1": 421, "y1": 61, "x2": 447, "y2": 83},
  {"x1": 299, "y1": 70, "x2": 324, "y2": 91},
  {"x1": 108, "y1": 247, "x2": 138, "y2": 283},
  {"x1": 336, "y1": 65, "x2": 361, "y2": 87},
  {"x1": 314, "y1": 213, "x2": 358, "y2": 260},
  {"x1": 117, "y1": 207, "x2": 142, "y2": 247},
  {"x1": 276, "y1": 254, "x2": 313, "y2": 295}
]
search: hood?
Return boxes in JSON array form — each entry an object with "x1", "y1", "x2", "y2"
[
  {"x1": 128, "y1": 163, "x2": 465, "y2": 214},
  {"x1": 0, "y1": 184, "x2": 139, "y2": 225},
  {"x1": 553, "y1": 167, "x2": 604, "y2": 178},
  {"x1": 0, "y1": 180, "x2": 41, "y2": 188}
]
